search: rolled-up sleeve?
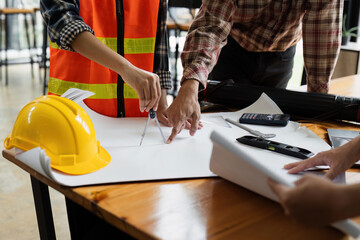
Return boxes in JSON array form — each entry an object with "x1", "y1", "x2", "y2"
[
  {"x1": 180, "y1": 0, "x2": 237, "y2": 89},
  {"x1": 40, "y1": 0, "x2": 94, "y2": 51},
  {"x1": 302, "y1": 0, "x2": 342, "y2": 93}
]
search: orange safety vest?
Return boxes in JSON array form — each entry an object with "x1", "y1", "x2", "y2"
[{"x1": 48, "y1": 0, "x2": 160, "y2": 117}]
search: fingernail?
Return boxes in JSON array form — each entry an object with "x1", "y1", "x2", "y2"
[{"x1": 166, "y1": 139, "x2": 171, "y2": 144}]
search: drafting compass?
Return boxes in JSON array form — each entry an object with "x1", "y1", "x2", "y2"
[{"x1": 140, "y1": 109, "x2": 166, "y2": 146}]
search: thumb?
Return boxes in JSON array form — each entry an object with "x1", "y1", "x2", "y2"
[
  {"x1": 324, "y1": 169, "x2": 338, "y2": 180},
  {"x1": 267, "y1": 178, "x2": 290, "y2": 200},
  {"x1": 267, "y1": 178, "x2": 291, "y2": 215}
]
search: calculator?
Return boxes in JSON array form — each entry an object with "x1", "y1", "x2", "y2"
[{"x1": 239, "y1": 113, "x2": 290, "y2": 126}]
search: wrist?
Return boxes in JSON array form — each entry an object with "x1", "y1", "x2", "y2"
[
  {"x1": 350, "y1": 136, "x2": 360, "y2": 161},
  {"x1": 158, "y1": 89, "x2": 168, "y2": 110},
  {"x1": 114, "y1": 58, "x2": 133, "y2": 75},
  {"x1": 180, "y1": 79, "x2": 199, "y2": 95},
  {"x1": 340, "y1": 136, "x2": 360, "y2": 165},
  {"x1": 340, "y1": 184, "x2": 360, "y2": 219}
]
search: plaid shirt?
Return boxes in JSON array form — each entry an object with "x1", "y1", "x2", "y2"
[
  {"x1": 40, "y1": 0, "x2": 172, "y2": 89},
  {"x1": 181, "y1": 0, "x2": 343, "y2": 93}
]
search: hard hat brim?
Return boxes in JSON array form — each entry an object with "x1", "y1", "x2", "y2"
[{"x1": 51, "y1": 146, "x2": 111, "y2": 175}]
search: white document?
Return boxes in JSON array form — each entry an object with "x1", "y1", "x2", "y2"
[{"x1": 209, "y1": 130, "x2": 360, "y2": 238}]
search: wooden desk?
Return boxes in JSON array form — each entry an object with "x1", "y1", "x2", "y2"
[
  {"x1": 328, "y1": 75, "x2": 360, "y2": 96},
  {"x1": 3, "y1": 75, "x2": 360, "y2": 240},
  {"x1": 295, "y1": 75, "x2": 360, "y2": 97}
]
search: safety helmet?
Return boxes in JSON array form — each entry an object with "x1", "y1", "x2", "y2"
[{"x1": 4, "y1": 95, "x2": 111, "y2": 175}]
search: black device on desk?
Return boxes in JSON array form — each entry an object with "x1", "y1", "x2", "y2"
[
  {"x1": 239, "y1": 113, "x2": 290, "y2": 126},
  {"x1": 203, "y1": 81, "x2": 360, "y2": 123},
  {"x1": 237, "y1": 135, "x2": 314, "y2": 159}
]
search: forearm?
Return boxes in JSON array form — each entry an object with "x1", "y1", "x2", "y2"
[
  {"x1": 180, "y1": 0, "x2": 236, "y2": 89},
  {"x1": 178, "y1": 79, "x2": 200, "y2": 98},
  {"x1": 71, "y1": 31, "x2": 130, "y2": 76},
  {"x1": 342, "y1": 136, "x2": 360, "y2": 164},
  {"x1": 159, "y1": 89, "x2": 168, "y2": 108},
  {"x1": 338, "y1": 183, "x2": 360, "y2": 220}
]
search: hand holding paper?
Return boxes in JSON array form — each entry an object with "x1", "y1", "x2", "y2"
[
  {"x1": 209, "y1": 130, "x2": 360, "y2": 238},
  {"x1": 268, "y1": 174, "x2": 349, "y2": 227},
  {"x1": 285, "y1": 135, "x2": 360, "y2": 180}
]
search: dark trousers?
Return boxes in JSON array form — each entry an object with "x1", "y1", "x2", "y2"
[{"x1": 208, "y1": 36, "x2": 296, "y2": 89}]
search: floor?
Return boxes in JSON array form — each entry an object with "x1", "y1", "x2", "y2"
[{"x1": 0, "y1": 64, "x2": 71, "y2": 240}]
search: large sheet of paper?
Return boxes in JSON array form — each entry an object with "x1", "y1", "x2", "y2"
[
  {"x1": 209, "y1": 130, "x2": 360, "y2": 238},
  {"x1": 11, "y1": 89, "x2": 360, "y2": 236},
  {"x1": 12, "y1": 92, "x2": 329, "y2": 187}
]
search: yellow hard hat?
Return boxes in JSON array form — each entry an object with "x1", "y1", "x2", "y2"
[{"x1": 4, "y1": 95, "x2": 111, "y2": 175}]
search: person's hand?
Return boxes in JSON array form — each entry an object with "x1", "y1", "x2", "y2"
[
  {"x1": 284, "y1": 136, "x2": 360, "y2": 179},
  {"x1": 120, "y1": 63, "x2": 161, "y2": 113},
  {"x1": 70, "y1": 32, "x2": 161, "y2": 113},
  {"x1": 268, "y1": 174, "x2": 347, "y2": 226},
  {"x1": 165, "y1": 80, "x2": 201, "y2": 143}
]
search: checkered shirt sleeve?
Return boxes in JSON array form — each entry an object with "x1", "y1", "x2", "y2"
[
  {"x1": 60, "y1": 20, "x2": 94, "y2": 52},
  {"x1": 181, "y1": 0, "x2": 342, "y2": 93}
]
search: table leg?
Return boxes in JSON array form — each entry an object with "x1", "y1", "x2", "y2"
[
  {"x1": 30, "y1": 176, "x2": 56, "y2": 240},
  {"x1": 65, "y1": 198, "x2": 135, "y2": 240}
]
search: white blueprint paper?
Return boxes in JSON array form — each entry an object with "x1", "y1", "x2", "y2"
[
  {"x1": 11, "y1": 89, "x2": 360, "y2": 237},
  {"x1": 13, "y1": 92, "x2": 327, "y2": 187}
]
